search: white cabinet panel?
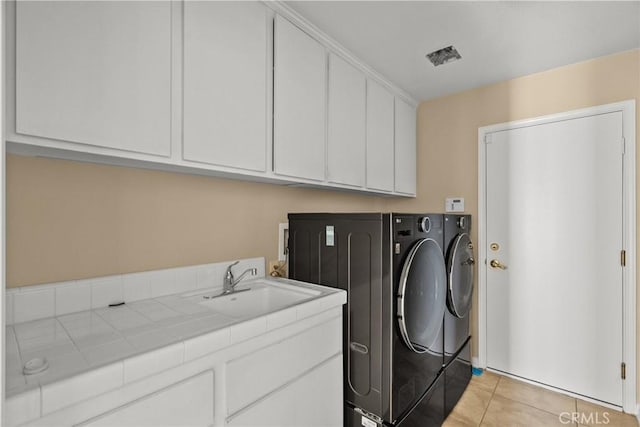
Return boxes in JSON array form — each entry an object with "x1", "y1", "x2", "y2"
[
  {"x1": 183, "y1": 1, "x2": 268, "y2": 172},
  {"x1": 78, "y1": 370, "x2": 214, "y2": 427},
  {"x1": 293, "y1": 356, "x2": 342, "y2": 427},
  {"x1": 394, "y1": 98, "x2": 417, "y2": 195},
  {"x1": 327, "y1": 54, "x2": 366, "y2": 187},
  {"x1": 15, "y1": 1, "x2": 171, "y2": 157},
  {"x1": 228, "y1": 356, "x2": 342, "y2": 427},
  {"x1": 366, "y1": 80, "x2": 395, "y2": 192},
  {"x1": 226, "y1": 316, "x2": 341, "y2": 414},
  {"x1": 273, "y1": 15, "x2": 327, "y2": 181}
]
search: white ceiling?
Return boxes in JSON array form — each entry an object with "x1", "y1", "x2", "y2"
[{"x1": 286, "y1": 1, "x2": 640, "y2": 101}]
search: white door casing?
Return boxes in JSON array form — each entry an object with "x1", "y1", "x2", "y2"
[{"x1": 478, "y1": 100, "x2": 636, "y2": 412}]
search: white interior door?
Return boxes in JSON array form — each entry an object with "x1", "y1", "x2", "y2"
[{"x1": 485, "y1": 112, "x2": 624, "y2": 406}]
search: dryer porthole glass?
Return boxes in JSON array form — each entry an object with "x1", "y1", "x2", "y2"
[
  {"x1": 447, "y1": 233, "x2": 474, "y2": 318},
  {"x1": 397, "y1": 238, "x2": 446, "y2": 353}
]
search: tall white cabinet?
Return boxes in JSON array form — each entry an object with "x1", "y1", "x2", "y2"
[
  {"x1": 327, "y1": 54, "x2": 366, "y2": 187},
  {"x1": 394, "y1": 98, "x2": 417, "y2": 195},
  {"x1": 365, "y1": 80, "x2": 395, "y2": 192},
  {"x1": 182, "y1": 1, "x2": 268, "y2": 172},
  {"x1": 273, "y1": 15, "x2": 327, "y2": 182},
  {"x1": 15, "y1": 1, "x2": 172, "y2": 156}
]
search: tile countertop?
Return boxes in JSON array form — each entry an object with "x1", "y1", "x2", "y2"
[{"x1": 5, "y1": 277, "x2": 346, "y2": 414}]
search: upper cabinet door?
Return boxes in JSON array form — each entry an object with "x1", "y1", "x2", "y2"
[
  {"x1": 15, "y1": 1, "x2": 171, "y2": 157},
  {"x1": 273, "y1": 15, "x2": 327, "y2": 182},
  {"x1": 394, "y1": 98, "x2": 417, "y2": 195},
  {"x1": 327, "y1": 54, "x2": 366, "y2": 187},
  {"x1": 183, "y1": 1, "x2": 268, "y2": 172},
  {"x1": 366, "y1": 80, "x2": 395, "y2": 192}
]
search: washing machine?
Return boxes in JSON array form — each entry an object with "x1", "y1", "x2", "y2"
[
  {"x1": 442, "y1": 214, "x2": 474, "y2": 416},
  {"x1": 288, "y1": 213, "x2": 447, "y2": 426}
]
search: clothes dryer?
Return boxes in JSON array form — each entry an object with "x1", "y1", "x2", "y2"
[
  {"x1": 442, "y1": 214, "x2": 474, "y2": 417},
  {"x1": 288, "y1": 213, "x2": 447, "y2": 426}
]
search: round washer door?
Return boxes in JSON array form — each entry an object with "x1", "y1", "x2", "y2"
[
  {"x1": 397, "y1": 238, "x2": 447, "y2": 353},
  {"x1": 447, "y1": 233, "x2": 474, "y2": 318}
]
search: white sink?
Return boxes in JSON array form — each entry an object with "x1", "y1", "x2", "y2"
[{"x1": 197, "y1": 282, "x2": 320, "y2": 318}]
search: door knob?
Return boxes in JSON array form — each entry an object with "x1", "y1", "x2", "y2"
[{"x1": 490, "y1": 259, "x2": 507, "y2": 270}]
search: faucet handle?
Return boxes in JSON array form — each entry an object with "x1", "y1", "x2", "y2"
[{"x1": 225, "y1": 261, "x2": 239, "y2": 280}]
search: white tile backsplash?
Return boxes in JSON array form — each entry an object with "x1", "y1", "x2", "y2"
[
  {"x1": 196, "y1": 263, "x2": 222, "y2": 289},
  {"x1": 174, "y1": 266, "x2": 198, "y2": 293},
  {"x1": 149, "y1": 269, "x2": 177, "y2": 298},
  {"x1": 55, "y1": 281, "x2": 90, "y2": 316},
  {"x1": 122, "y1": 272, "x2": 151, "y2": 303},
  {"x1": 7, "y1": 258, "x2": 265, "y2": 325},
  {"x1": 14, "y1": 288, "x2": 55, "y2": 323},
  {"x1": 91, "y1": 277, "x2": 124, "y2": 308}
]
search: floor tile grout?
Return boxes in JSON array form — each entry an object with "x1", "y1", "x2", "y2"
[
  {"x1": 477, "y1": 375, "x2": 500, "y2": 426},
  {"x1": 456, "y1": 372, "x2": 637, "y2": 427}
]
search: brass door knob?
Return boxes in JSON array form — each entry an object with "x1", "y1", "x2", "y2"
[{"x1": 490, "y1": 259, "x2": 508, "y2": 270}]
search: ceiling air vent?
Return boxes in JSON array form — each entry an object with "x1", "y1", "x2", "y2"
[{"x1": 426, "y1": 45, "x2": 461, "y2": 66}]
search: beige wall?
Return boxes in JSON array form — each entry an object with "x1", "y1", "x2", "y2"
[
  {"x1": 391, "y1": 48, "x2": 640, "y2": 364},
  {"x1": 6, "y1": 48, "x2": 640, "y2": 388},
  {"x1": 7, "y1": 157, "x2": 388, "y2": 287}
]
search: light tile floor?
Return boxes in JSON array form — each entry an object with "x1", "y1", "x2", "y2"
[{"x1": 444, "y1": 371, "x2": 638, "y2": 427}]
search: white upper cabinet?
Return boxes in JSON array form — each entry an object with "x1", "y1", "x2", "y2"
[
  {"x1": 394, "y1": 98, "x2": 417, "y2": 195},
  {"x1": 273, "y1": 15, "x2": 327, "y2": 182},
  {"x1": 183, "y1": 1, "x2": 268, "y2": 172},
  {"x1": 327, "y1": 54, "x2": 366, "y2": 187},
  {"x1": 15, "y1": 1, "x2": 171, "y2": 157},
  {"x1": 9, "y1": 2, "x2": 417, "y2": 196},
  {"x1": 366, "y1": 80, "x2": 395, "y2": 192}
]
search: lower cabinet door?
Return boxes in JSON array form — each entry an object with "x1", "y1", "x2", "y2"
[
  {"x1": 77, "y1": 370, "x2": 214, "y2": 427},
  {"x1": 228, "y1": 355, "x2": 342, "y2": 427}
]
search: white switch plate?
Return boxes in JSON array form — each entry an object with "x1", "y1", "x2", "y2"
[
  {"x1": 278, "y1": 223, "x2": 289, "y2": 261},
  {"x1": 445, "y1": 197, "x2": 465, "y2": 212}
]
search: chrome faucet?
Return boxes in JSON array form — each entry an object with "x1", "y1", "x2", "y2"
[{"x1": 223, "y1": 261, "x2": 257, "y2": 294}]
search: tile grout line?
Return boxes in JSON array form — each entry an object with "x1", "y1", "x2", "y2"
[
  {"x1": 478, "y1": 375, "x2": 501, "y2": 426},
  {"x1": 490, "y1": 376, "x2": 582, "y2": 424},
  {"x1": 493, "y1": 389, "x2": 575, "y2": 421}
]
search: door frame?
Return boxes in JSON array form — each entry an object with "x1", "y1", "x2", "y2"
[{"x1": 477, "y1": 100, "x2": 637, "y2": 413}]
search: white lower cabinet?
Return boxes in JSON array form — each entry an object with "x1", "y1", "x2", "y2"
[
  {"x1": 78, "y1": 370, "x2": 215, "y2": 427},
  {"x1": 17, "y1": 308, "x2": 345, "y2": 427},
  {"x1": 225, "y1": 317, "x2": 342, "y2": 426},
  {"x1": 228, "y1": 356, "x2": 342, "y2": 427},
  {"x1": 226, "y1": 316, "x2": 341, "y2": 414}
]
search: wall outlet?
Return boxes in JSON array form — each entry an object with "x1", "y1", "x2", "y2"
[{"x1": 278, "y1": 223, "x2": 289, "y2": 261}]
